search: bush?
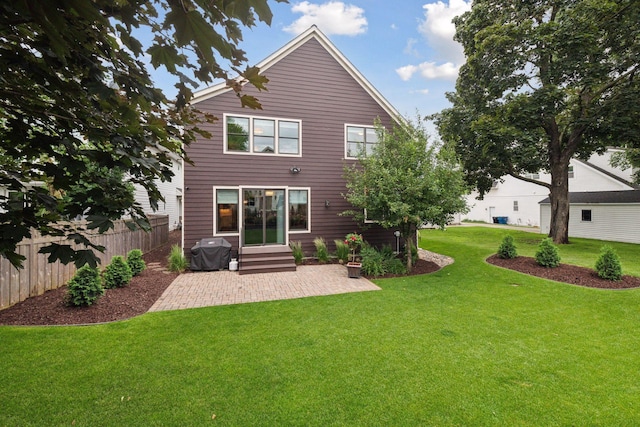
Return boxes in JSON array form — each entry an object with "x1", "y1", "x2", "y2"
[
  {"x1": 535, "y1": 238, "x2": 561, "y2": 268},
  {"x1": 361, "y1": 245, "x2": 386, "y2": 277},
  {"x1": 67, "y1": 265, "x2": 104, "y2": 306},
  {"x1": 595, "y1": 245, "x2": 623, "y2": 281},
  {"x1": 497, "y1": 235, "x2": 518, "y2": 259},
  {"x1": 126, "y1": 249, "x2": 146, "y2": 276},
  {"x1": 360, "y1": 245, "x2": 406, "y2": 277},
  {"x1": 290, "y1": 241, "x2": 304, "y2": 265},
  {"x1": 334, "y1": 239, "x2": 350, "y2": 264},
  {"x1": 103, "y1": 255, "x2": 133, "y2": 288},
  {"x1": 168, "y1": 244, "x2": 188, "y2": 273},
  {"x1": 314, "y1": 237, "x2": 330, "y2": 264},
  {"x1": 384, "y1": 256, "x2": 407, "y2": 275}
]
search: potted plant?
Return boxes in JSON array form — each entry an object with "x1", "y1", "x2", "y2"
[{"x1": 345, "y1": 232, "x2": 363, "y2": 278}]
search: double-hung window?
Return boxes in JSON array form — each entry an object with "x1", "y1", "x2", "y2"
[
  {"x1": 346, "y1": 125, "x2": 378, "y2": 159},
  {"x1": 225, "y1": 115, "x2": 301, "y2": 155}
]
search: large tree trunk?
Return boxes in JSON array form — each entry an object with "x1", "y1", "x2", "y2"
[{"x1": 548, "y1": 158, "x2": 570, "y2": 244}]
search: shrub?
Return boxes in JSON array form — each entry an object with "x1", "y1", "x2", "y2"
[
  {"x1": 497, "y1": 235, "x2": 518, "y2": 259},
  {"x1": 314, "y1": 237, "x2": 330, "y2": 264},
  {"x1": 535, "y1": 237, "x2": 560, "y2": 268},
  {"x1": 595, "y1": 245, "x2": 622, "y2": 281},
  {"x1": 334, "y1": 239, "x2": 350, "y2": 264},
  {"x1": 126, "y1": 249, "x2": 146, "y2": 276},
  {"x1": 103, "y1": 255, "x2": 133, "y2": 288},
  {"x1": 290, "y1": 241, "x2": 304, "y2": 265},
  {"x1": 384, "y1": 256, "x2": 407, "y2": 275},
  {"x1": 361, "y1": 245, "x2": 386, "y2": 277},
  {"x1": 67, "y1": 265, "x2": 104, "y2": 306},
  {"x1": 167, "y1": 245, "x2": 188, "y2": 273}
]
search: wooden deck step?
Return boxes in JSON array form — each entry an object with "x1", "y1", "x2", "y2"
[{"x1": 238, "y1": 245, "x2": 296, "y2": 275}]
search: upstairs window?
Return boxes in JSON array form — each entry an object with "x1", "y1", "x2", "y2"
[
  {"x1": 568, "y1": 165, "x2": 574, "y2": 178},
  {"x1": 581, "y1": 209, "x2": 592, "y2": 222},
  {"x1": 225, "y1": 115, "x2": 301, "y2": 156},
  {"x1": 346, "y1": 125, "x2": 378, "y2": 159},
  {"x1": 524, "y1": 172, "x2": 540, "y2": 180},
  {"x1": 513, "y1": 201, "x2": 519, "y2": 212}
]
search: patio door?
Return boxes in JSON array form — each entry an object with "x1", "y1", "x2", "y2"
[{"x1": 242, "y1": 189, "x2": 286, "y2": 246}]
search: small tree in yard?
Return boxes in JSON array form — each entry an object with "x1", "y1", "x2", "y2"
[
  {"x1": 497, "y1": 235, "x2": 518, "y2": 259},
  {"x1": 342, "y1": 116, "x2": 468, "y2": 271},
  {"x1": 67, "y1": 265, "x2": 104, "y2": 307},
  {"x1": 595, "y1": 245, "x2": 622, "y2": 281},
  {"x1": 535, "y1": 238, "x2": 561, "y2": 268},
  {"x1": 103, "y1": 255, "x2": 133, "y2": 288}
]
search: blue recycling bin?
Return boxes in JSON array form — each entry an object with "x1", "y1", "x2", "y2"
[{"x1": 497, "y1": 216, "x2": 508, "y2": 224}]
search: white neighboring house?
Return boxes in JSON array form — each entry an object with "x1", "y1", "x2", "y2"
[
  {"x1": 539, "y1": 190, "x2": 640, "y2": 244},
  {"x1": 132, "y1": 153, "x2": 183, "y2": 231},
  {"x1": 462, "y1": 148, "x2": 637, "y2": 227}
]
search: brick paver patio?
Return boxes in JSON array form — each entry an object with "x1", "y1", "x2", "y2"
[{"x1": 148, "y1": 264, "x2": 380, "y2": 312}]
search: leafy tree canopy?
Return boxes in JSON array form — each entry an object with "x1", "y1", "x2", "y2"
[
  {"x1": 342, "y1": 117, "x2": 469, "y2": 271},
  {"x1": 0, "y1": 0, "x2": 286, "y2": 268},
  {"x1": 435, "y1": 0, "x2": 640, "y2": 243}
]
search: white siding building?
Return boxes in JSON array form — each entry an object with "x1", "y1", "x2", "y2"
[
  {"x1": 539, "y1": 190, "x2": 640, "y2": 244},
  {"x1": 133, "y1": 155, "x2": 183, "y2": 231},
  {"x1": 462, "y1": 149, "x2": 637, "y2": 227}
]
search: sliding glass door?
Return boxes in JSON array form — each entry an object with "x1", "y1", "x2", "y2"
[{"x1": 242, "y1": 189, "x2": 286, "y2": 246}]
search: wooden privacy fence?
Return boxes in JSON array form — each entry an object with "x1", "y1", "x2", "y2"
[{"x1": 0, "y1": 215, "x2": 169, "y2": 310}]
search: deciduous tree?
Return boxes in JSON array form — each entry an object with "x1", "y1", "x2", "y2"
[
  {"x1": 342, "y1": 117, "x2": 468, "y2": 271},
  {"x1": 0, "y1": 0, "x2": 285, "y2": 268},
  {"x1": 435, "y1": 0, "x2": 640, "y2": 243}
]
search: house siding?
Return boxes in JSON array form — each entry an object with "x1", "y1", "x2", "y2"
[
  {"x1": 464, "y1": 151, "x2": 635, "y2": 227},
  {"x1": 184, "y1": 37, "x2": 395, "y2": 255},
  {"x1": 540, "y1": 203, "x2": 640, "y2": 244},
  {"x1": 133, "y1": 156, "x2": 183, "y2": 231}
]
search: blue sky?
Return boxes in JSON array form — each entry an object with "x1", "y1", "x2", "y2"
[{"x1": 153, "y1": 1, "x2": 472, "y2": 134}]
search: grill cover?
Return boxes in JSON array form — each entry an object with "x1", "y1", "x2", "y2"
[{"x1": 190, "y1": 238, "x2": 232, "y2": 271}]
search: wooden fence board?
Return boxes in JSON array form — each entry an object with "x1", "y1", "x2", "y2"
[{"x1": 0, "y1": 215, "x2": 169, "y2": 309}]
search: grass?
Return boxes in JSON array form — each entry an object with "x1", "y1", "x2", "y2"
[{"x1": 2, "y1": 226, "x2": 640, "y2": 425}]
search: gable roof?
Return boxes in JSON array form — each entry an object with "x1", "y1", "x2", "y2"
[
  {"x1": 575, "y1": 159, "x2": 638, "y2": 190},
  {"x1": 539, "y1": 190, "x2": 640, "y2": 204},
  {"x1": 190, "y1": 26, "x2": 401, "y2": 119}
]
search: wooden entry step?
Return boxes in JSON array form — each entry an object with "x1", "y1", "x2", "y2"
[{"x1": 238, "y1": 245, "x2": 297, "y2": 275}]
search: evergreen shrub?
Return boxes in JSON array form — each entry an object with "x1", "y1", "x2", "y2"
[
  {"x1": 126, "y1": 249, "x2": 146, "y2": 276},
  {"x1": 103, "y1": 255, "x2": 133, "y2": 288},
  {"x1": 67, "y1": 265, "x2": 104, "y2": 306},
  {"x1": 595, "y1": 245, "x2": 623, "y2": 281},
  {"x1": 497, "y1": 235, "x2": 518, "y2": 259},
  {"x1": 535, "y1": 238, "x2": 561, "y2": 268}
]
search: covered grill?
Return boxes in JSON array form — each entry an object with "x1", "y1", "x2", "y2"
[{"x1": 190, "y1": 237, "x2": 232, "y2": 271}]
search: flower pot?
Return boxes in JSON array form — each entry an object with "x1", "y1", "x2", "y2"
[{"x1": 347, "y1": 262, "x2": 362, "y2": 279}]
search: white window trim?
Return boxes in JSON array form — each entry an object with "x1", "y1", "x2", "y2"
[
  {"x1": 344, "y1": 123, "x2": 378, "y2": 160},
  {"x1": 223, "y1": 113, "x2": 302, "y2": 157},
  {"x1": 288, "y1": 187, "x2": 311, "y2": 234},
  {"x1": 213, "y1": 186, "x2": 312, "y2": 239},
  {"x1": 213, "y1": 186, "x2": 240, "y2": 237}
]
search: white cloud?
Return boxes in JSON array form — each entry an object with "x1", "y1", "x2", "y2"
[
  {"x1": 403, "y1": 38, "x2": 419, "y2": 57},
  {"x1": 399, "y1": 0, "x2": 470, "y2": 82},
  {"x1": 396, "y1": 65, "x2": 418, "y2": 81},
  {"x1": 396, "y1": 62, "x2": 459, "y2": 81},
  {"x1": 284, "y1": 1, "x2": 367, "y2": 36},
  {"x1": 419, "y1": 0, "x2": 471, "y2": 64}
]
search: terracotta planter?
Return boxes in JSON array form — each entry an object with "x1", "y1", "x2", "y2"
[{"x1": 347, "y1": 262, "x2": 362, "y2": 279}]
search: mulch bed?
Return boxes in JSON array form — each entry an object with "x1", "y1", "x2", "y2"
[
  {"x1": 487, "y1": 254, "x2": 640, "y2": 289},
  {"x1": 7, "y1": 241, "x2": 634, "y2": 327},
  {"x1": 0, "y1": 231, "x2": 180, "y2": 326},
  {"x1": 301, "y1": 258, "x2": 441, "y2": 279}
]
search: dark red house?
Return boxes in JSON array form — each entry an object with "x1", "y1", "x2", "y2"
[{"x1": 183, "y1": 26, "x2": 400, "y2": 273}]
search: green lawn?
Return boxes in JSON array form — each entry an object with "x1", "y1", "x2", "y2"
[{"x1": 2, "y1": 226, "x2": 640, "y2": 425}]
